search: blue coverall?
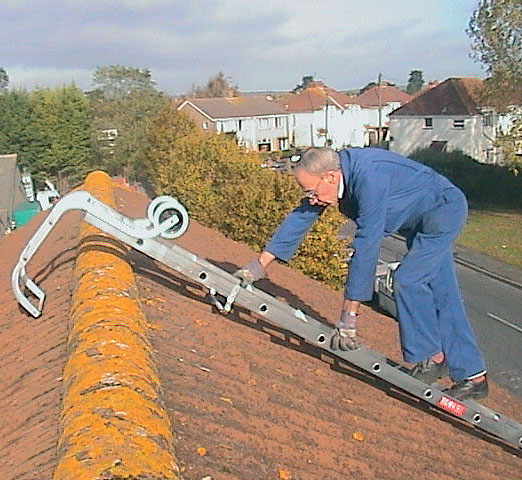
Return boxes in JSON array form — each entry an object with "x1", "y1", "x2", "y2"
[{"x1": 265, "y1": 147, "x2": 486, "y2": 381}]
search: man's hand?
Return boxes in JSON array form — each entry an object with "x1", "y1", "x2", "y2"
[
  {"x1": 330, "y1": 327, "x2": 360, "y2": 351},
  {"x1": 233, "y1": 260, "x2": 266, "y2": 286},
  {"x1": 330, "y1": 310, "x2": 360, "y2": 351}
]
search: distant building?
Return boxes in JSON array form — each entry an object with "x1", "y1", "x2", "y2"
[
  {"x1": 177, "y1": 96, "x2": 289, "y2": 151},
  {"x1": 352, "y1": 83, "x2": 412, "y2": 145},
  {"x1": 97, "y1": 128, "x2": 118, "y2": 156},
  {"x1": 0, "y1": 154, "x2": 37, "y2": 236},
  {"x1": 389, "y1": 77, "x2": 510, "y2": 164},
  {"x1": 278, "y1": 81, "x2": 365, "y2": 149}
]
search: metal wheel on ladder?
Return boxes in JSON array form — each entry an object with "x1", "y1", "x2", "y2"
[{"x1": 147, "y1": 195, "x2": 189, "y2": 239}]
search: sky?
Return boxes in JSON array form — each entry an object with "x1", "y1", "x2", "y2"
[{"x1": 0, "y1": 0, "x2": 486, "y2": 95}]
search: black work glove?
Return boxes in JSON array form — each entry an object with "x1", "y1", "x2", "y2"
[
  {"x1": 233, "y1": 260, "x2": 266, "y2": 286},
  {"x1": 331, "y1": 312, "x2": 360, "y2": 351}
]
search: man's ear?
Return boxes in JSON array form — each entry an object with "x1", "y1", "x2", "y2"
[{"x1": 325, "y1": 170, "x2": 339, "y2": 184}]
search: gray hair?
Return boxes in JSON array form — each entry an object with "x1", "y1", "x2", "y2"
[{"x1": 293, "y1": 147, "x2": 340, "y2": 174}]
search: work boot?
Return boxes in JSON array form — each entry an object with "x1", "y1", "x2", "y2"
[
  {"x1": 410, "y1": 358, "x2": 448, "y2": 385},
  {"x1": 445, "y1": 376, "x2": 489, "y2": 401}
]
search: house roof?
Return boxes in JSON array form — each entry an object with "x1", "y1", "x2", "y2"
[
  {"x1": 391, "y1": 77, "x2": 484, "y2": 116},
  {"x1": 2, "y1": 179, "x2": 522, "y2": 479},
  {"x1": 279, "y1": 81, "x2": 358, "y2": 113},
  {"x1": 178, "y1": 95, "x2": 287, "y2": 119},
  {"x1": 354, "y1": 84, "x2": 412, "y2": 108},
  {"x1": 0, "y1": 209, "x2": 78, "y2": 477}
]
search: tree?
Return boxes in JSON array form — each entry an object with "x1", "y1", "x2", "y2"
[
  {"x1": 406, "y1": 70, "x2": 425, "y2": 95},
  {"x1": 0, "y1": 67, "x2": 9, "y2": 90},
  {"x1": 358, "y1": 80, "x2": 395, "y2": 94},
  {"x1": 359, "y1": 81, "x2": 376, "y2": 94},
  {"x1": 467, "y1": 0, "x2": 522, "y2": 108},
  {"x1": 468, "y1": 0, "x2": 522, "y2": 169},
  {"x1": 47, "y1": 86, "x2": 94, "y2": 186},
  {"x1": 145, "y1": 110, "x2": 346, "y2": 288},
  {"x1": 292, "y1": 75, "x2": 315, "y2": 93},
  {"x1": 28, "y1": 86, "x2": 94, "y2": 188},
  {"x1": 89, "y1": 65, "x2": 167, "y2": 180},
  {"x1": 144, "y1": 105, "x2": 198, "y2": 179},
  {"x1": 189, "y1": 71, "x2": 240, "y2": 98},
  {"x1": 0, "y1": 89, "x2": 38, "y2": 165},
  {"x1": 0, "y1": 86, "x2": 95, "y2": 188},
  {"x1": 92, "y1": 65, "x2": 158, "y2": 99}
]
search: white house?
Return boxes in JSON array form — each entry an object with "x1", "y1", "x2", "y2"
[
  {"x1": 177, "y1": 96, "x2": 289, "y2": 151},
  {"x1": 352, "y1": 83, "x2": 412, "y2": 145},
  {"x1": 389, "y1": 77, "x2": 507, "y2": 164},
  {"x1": 278, "y1": 82, "x2": 365, "y2": 149}
]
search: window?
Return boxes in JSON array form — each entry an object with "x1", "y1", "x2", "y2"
[
  {"x1": 483, "y1": 112, "x2": 494, "y2": 127},
  {"x1": 99, "y1": 128, "x2": 118, "y2": 141},
  {"x1": 275, "y1": 117, "x2": 284, "y2": 128},
  {"x1": 258, "y1": 118, "x2": 270, "y2": 129},
  {"x1": 453, "y1": 119, "x2": 465, "y2": 129},
  {"x1": 278, "y1": 137, "x2": 289, "y2": 150},
  {"x1": 424, "y1": 118, "x2": 433, "y2": 129},
  {"x1": 429, "y1": 141, "x2": 447, "y2": 152},
  {"x1": 237, "y1": 120, "x2": 243, "y2": 131},
  {"x1": 258, "y1": 138, "x2": 271, "y2": 151},
  {"x1": 202, "y1": 122, "x2": 209, "y2": 130}
]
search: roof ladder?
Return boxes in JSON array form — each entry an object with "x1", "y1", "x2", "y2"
[{"x1": 11, "y1": 191, "x2": 522, "y2": 452}]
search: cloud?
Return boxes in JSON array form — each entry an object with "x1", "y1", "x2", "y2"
[
  {"x1": 0, "y1": 0, "x2": 484, "y2": 93},
  {"x1": 5, "y1": 65, "x2": 92, "y2": 90}
]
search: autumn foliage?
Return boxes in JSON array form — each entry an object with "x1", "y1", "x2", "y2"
[{"x1": 145, "y1": 106, "x2": 347, "y2": 289}]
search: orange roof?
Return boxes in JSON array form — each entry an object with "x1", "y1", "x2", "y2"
[
  {"x1": 179, "y1": 95, "x2": 287, "y2": 119},
  {"x1": 279, "y1": 82, "x2": 358, "y2": 113},
  {"x1": 354, "y1": 84, "x2": 412, "y2": 107},
  {"x1": 391, "y1": 77, "x2": 483, "y2": 116},
  {"x1": 2, "y1": 181, "x2": 522, "y2": 479}
]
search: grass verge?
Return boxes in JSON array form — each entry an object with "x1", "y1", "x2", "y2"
[{"x1": 458, "y1": 208, "x2": 522, "y2": 269}]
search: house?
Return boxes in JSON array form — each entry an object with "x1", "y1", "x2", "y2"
[
  {"x1": 278, "y1": 81, "x2": 365, "y2": 149},
  {"x1": 177, "y1": 96, "x2": 289, "y2": 151},
  {"x1": 353, "y1": 83, "x2": 412, "y2": 145},
  {"x1": 389, "y1": 77, "x2": 507, "y2": 164}
]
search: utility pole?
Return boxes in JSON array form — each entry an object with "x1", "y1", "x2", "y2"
[
  {"x1": 377, "y1": 72, "x2": 382, "y2": 144},
  {"x1": 325, "y1": 90, "x2": 329, "y2": 147}
]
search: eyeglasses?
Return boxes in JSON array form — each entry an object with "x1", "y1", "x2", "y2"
[{"x1": 302, "y1": 175, "x2": 324, "y2": 200}]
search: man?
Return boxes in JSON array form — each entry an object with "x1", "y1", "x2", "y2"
[{"x1": 235, "y1": 147, "x2": 488, "y2": 400}]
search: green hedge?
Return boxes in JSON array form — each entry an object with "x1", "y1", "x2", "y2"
[
  {"x1": 145, "y1": 108, "x2": 347, "y2": 290},
  {"x1": 410, "y1": 149, "x2": 522, "y2": 209}
]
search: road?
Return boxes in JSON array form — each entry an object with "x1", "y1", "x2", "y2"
[{"x1": 379, "y1": 235, "x2": 522, "y2": 400}]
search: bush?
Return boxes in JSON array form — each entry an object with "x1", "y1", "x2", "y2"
[
  {"x1": 410, "y1": 148, "x2": 522, "y2": 209},
  {"x1": 145, "y1": 108, "x2": 348, "y2": 290},
  {"x1": 291, "y1": 207, "x2": 347, "y2": 289}
]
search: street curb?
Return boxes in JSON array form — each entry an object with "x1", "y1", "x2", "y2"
[
  {"x1": 53, "y1": 171, "x2": 180, "y2": 480},
  {"x1": 453, "y1": 254, "x2": 522, "y2": 291},
  {"x1": 390, "y1": 234, "x2": 522, "y2": 291}
]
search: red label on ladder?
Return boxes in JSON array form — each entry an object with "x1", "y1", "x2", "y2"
[{"x1": 437, "y1": 395, "x2": 467, "y2": 416}]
